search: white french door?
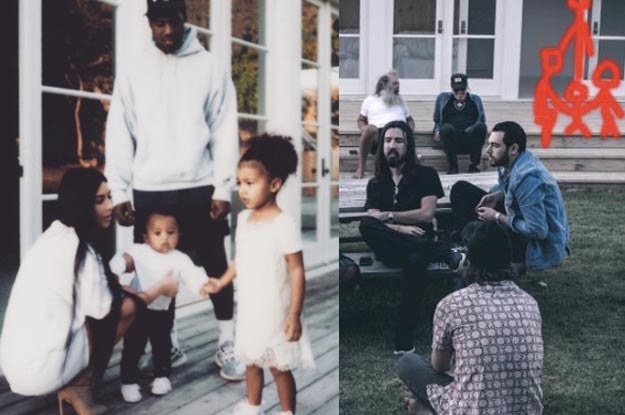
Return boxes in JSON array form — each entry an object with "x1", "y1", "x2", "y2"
[
  {"x1": 300, "y1": 0, "x2": 339, "y2": 268},
  {"x1": 585, "y1": 0, "x2": 625, "y2": 96},
  {"x1": 391, "y1": 0, "x2": 445, "y2": 95},
  {"x1": 441, "y1": 0, "x2": 503, "y2": 96}
]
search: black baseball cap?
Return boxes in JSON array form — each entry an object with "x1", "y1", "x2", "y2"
[
  {"x1": 146, "y1": 0, "x2": 186, "y2": 18},
  {"x1": 451, "y1": 73, "x2": 468, "y2": 90}
]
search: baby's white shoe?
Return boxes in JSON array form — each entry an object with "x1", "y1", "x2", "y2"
[
  {"x1": 151, "y1": 377, "x2": 172, "y2": 395},
  {"x1": 120, "y1": 383, "x2": 142, "y2": 403}
]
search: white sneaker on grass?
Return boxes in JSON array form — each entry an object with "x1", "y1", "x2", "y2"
[
  {"x1": 121, "y1": 383, "x2": 142, "y2": 403},
  {"x1": 215, "y1": 341, "x2": 245, "y2": 381},
  {"x1": 151, "y1": 377, "x2": 172, "y2": 395}
]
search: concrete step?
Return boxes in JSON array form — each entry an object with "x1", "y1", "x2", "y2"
[
  {"x1": 339, "y1": 131, "x2": 625, "y2": 149},
  {"x1": 339, "y1": 147, "x2": 625, "y2": 174}
]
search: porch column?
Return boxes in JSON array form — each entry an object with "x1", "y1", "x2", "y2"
[
  {"x1": 19, "y1": 0, "x2": 42, "y2": 258},
  {"x1": 264, "y1": 0, "x2": 302, "y2": 226}
]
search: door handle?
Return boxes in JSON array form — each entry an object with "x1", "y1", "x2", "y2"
[
  {"x1": 592, "y1": 21, "x2": 599, "y2": 35},
  {"x1": 437, "y1": 20, "x2": 443, "y2": 34},
  {"x1": 461, "y1": 20, "x2": 466, "y2": 34},
  {"x1": 321, "y1": 158, "x2": 330, "y2": 177}
]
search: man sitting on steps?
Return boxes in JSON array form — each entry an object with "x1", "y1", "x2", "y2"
[
  {"x1": 433, "y1": 73, "x2": 487, "y2": 175},
  {"x1": 353, "y1": 70, "x2": 415, "y2": 179}
]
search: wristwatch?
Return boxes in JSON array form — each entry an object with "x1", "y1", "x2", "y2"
[
  {"x1": 495, "y1": 212, "x2": 501, "y2": 222},
  {"x1": 387, "y1": 211, "x2": 394, "y2": 223}
]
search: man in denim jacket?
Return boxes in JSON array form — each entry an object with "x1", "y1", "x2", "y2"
[{"x1": 449, "y1": 121, "x2": 569, "y2": 275}]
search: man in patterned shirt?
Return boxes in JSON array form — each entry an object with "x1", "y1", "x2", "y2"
[{"x1": 398, "y1": 221, "x2": 543, "y2": 415}]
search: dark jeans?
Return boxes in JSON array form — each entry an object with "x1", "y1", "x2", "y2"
[
  {"x1": 133, "y1": 185, "x2": 233, "y2": 320},
  {"x1": 121, "y1": 303, "x2": 175, "y2": 383},
  {"x1": 87, "y1": 282, "x2": 145, "y2": 391},
  {"x1": 450, "y1": 180, "x2": 528, "y2": 264},
  {"x1": 398, "y1": 353, "x2": 454, "y2": 414},
  {"x1": 439, "y1": 122, "x2": 487, "y2": 169},
  {"x1": 359, "y1": 217, "x2": 451, "y2": 348}
]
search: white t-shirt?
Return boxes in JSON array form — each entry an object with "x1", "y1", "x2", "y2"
[
  {"x1": 360, "y1": 95, "x2": 411, "y2": 128},
  {"x1": 110, "y1": 244, "x2": 207, "y2": 311}
]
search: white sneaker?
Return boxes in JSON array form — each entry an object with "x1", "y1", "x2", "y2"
[
  {"x1": 232, "y1": 400, "x2": 265, "y2": 415},
  {"x1": 215, "y1": 341, "x2": 246, "y2": 381},
  {"x1": 121, "y1": 383, "x2": 142, "y2": 403},
  {"x1": 151, "y1": 377, "x2": 172, "y2": 395}
]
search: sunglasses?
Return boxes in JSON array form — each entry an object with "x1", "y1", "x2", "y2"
[{"x1": 453, "y1": 87, "x2": 466, "y2": 92}]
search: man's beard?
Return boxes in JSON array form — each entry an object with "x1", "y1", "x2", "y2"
[
  {"x1": 489, "y1": 153, "x2": 509, "y2": 167},
  {"x1": 381, "y1": 88, "x2": 404, "y2": 107},
  {"x1": 386, "y1": 150, "x2": 403, "y2": 167}
]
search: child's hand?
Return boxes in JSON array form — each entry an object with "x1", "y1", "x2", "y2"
[
  {"x1": 201, "y1": 278, "x2": 222, "y2": 297},
  {"x1": 283, "y1": 314, "x2": 302, "y2": 342},
  {"x1": 123, "y1": 253, "x2": 135, "y2": 273}
]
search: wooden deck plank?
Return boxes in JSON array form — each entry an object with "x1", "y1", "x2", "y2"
[
  {"x1": 307, "y1": 394, "x2": 339, "y2": 415},
  {"x1": 0, "y1": 273, "x2": 338, "y2": 415},
  {"x1": 186, "y1": 331, "x2": 338, "y2": 415}
]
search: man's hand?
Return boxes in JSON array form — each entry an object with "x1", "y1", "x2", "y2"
[
  {"x1": 433, "y1": 131, "x2": 441, "y2": 142},
  {"x1": 122, "y1": 253, "x2": 135, "y2": 273},
  {"x1": 395, "y1": 224, "x2": 426, "y2": 236},
  {"x1": 476, "y1": 206, "x2": 498, "y2": 221},
  {"x1": 283, "y1": 314, "x2": 302, "y2": 342},
  {"x1": 368, "y1": 211, "x2": 389, "y2": 221},
  {"x1": 210, "y1": 199, "x2": 231, "y2": 220},
  {"x1": 113, "y1": 201, "x2": 135, "y2": 226},
  {"x1": 476, "y1": 193, "x2": 498, "y2": 209}
]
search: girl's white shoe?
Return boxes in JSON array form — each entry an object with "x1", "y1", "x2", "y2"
[{"x1": 232, "y1": 400, "x2": 265, "y2": 415}]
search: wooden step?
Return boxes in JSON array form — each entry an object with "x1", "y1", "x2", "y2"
[
  {"x1": 339, "y1": 147, "x2": 625, "y2": 174},
  {"x1": 339, "y1": 130, "x2": 625, "y2": 149},
  {"x1": 339, "y1": 99, "x2": 625, "y2": 137}
]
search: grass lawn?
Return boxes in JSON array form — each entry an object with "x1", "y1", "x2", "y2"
[{"x1": 339, "y1": 190, "x2": 625, "y2": 415}]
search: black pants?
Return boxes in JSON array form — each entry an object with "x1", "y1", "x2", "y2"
[
  {"x1": 121, "y1": 303, "x2": 175, "y2": 383},
  {"x1": 359, "y1": 217, "x2": 451, "y2": 347},
  {"x1": 398, "y1": 353, "x2": 454, "y2": 414},
  {"x1": 439, "y1": 122, "x2": 487, "y2": 169},
  {"x1": 87, "y1": 289, "x2": 145, "y2": 391},
  {"x1": 133, "y1": 185, "x2": 233, "y2": 320},
  {"x1": 450, "y1": 180, "x2": 527, "y2": 263}
]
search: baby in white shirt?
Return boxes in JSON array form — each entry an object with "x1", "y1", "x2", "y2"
[{"x1": 110, "y1": 209, "x2": 211, "y2": 402}]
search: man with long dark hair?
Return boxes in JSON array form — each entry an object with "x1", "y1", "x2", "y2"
[
  {"x1": 359, "y1": 120, "x2": 463, "y2": 354},
  {"x1": 398, "y1": 221, "x2": 544, "y2": 414}
]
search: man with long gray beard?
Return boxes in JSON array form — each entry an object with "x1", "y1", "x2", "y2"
[
  {"x1": 359, "y1": 120, "x2": 465, "y2": 354},
  {"x1": 353, "y1": 71, "x2": 415, "y2": 178}
]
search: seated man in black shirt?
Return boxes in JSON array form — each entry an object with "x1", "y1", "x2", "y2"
[
  {"x1": 433, "y1": 73, "x2": 487, "y2": 174},
  {"x1": 359, "y1": 120, "x2": 464, "y2": 354}
]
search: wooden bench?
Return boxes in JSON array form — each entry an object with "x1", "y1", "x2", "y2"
[{"x1": 340, "y1": 172, "x2": 498, "y2": 278}]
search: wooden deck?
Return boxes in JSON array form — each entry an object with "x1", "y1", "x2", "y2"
[{"x1": 0, "y1": 272, "x2": 338, "y2": 415}]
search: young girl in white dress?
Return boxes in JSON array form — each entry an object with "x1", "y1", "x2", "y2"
[{"x1": 205, "y1": 134, "x2": 315, "y2": 415}]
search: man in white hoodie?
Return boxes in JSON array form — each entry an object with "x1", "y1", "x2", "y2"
[{"x1": 105, "y1": 0, "x2": 244, "y2": 382}]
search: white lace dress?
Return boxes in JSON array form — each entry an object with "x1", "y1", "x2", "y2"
[{"x1": 234, "y1": 210, "x2": 315, "y2": 370}]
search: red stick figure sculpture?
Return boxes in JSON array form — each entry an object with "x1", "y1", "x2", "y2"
[{"x1": 589, "y1": 60, "x2": 624, "y2": 138}]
